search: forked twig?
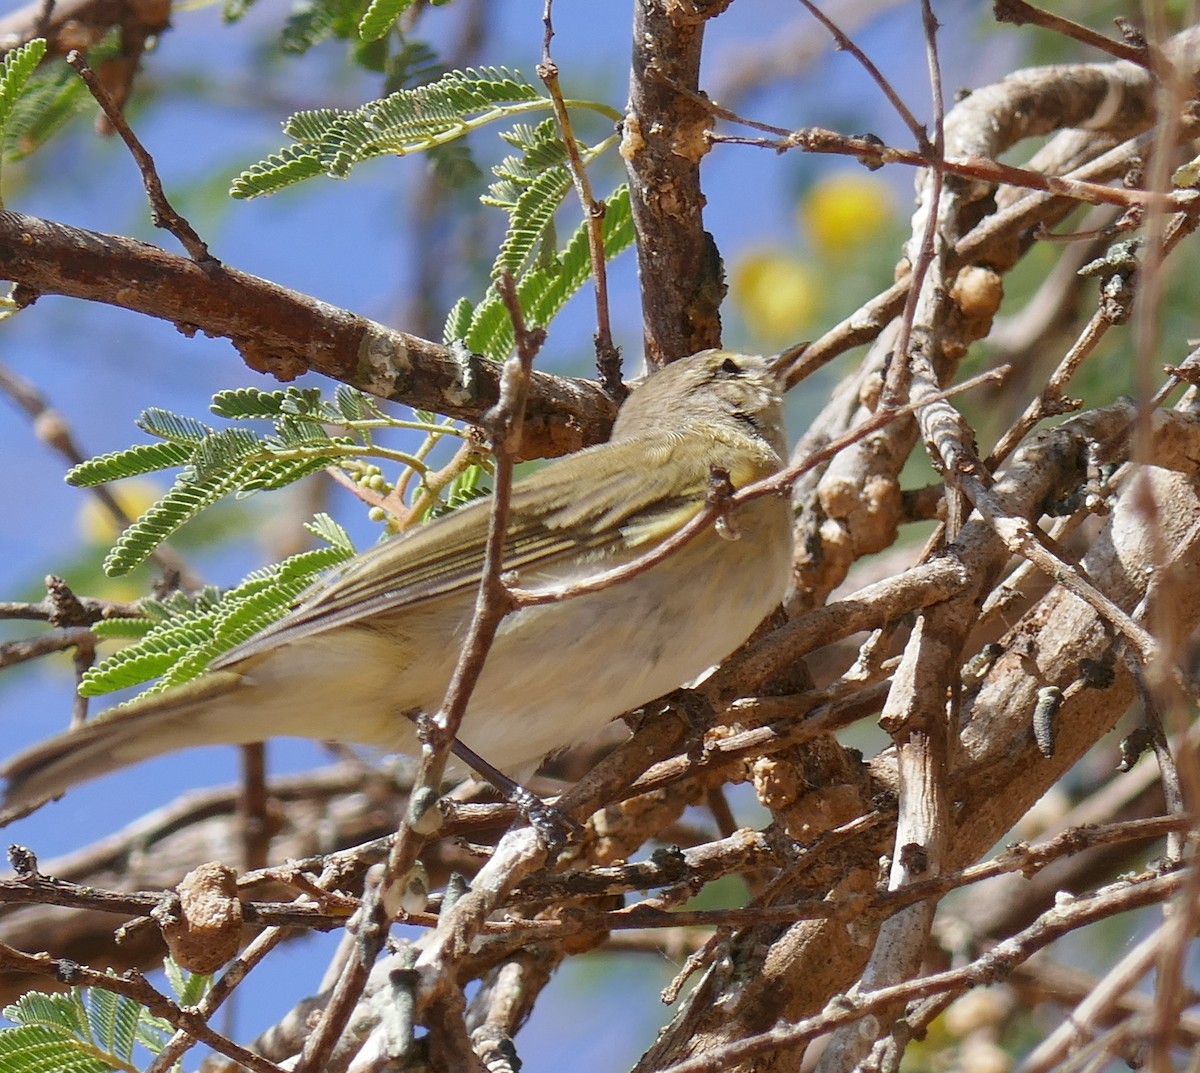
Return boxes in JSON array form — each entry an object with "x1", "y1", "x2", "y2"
[{"x1": 66, "y1": 51, "x2": 214, "y2": 265}]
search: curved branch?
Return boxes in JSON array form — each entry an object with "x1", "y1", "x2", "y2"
[{"x1": 0, "y1": 212, "x2": 616, "y2": 458}]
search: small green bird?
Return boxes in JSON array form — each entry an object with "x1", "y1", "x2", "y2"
[{"x1": 1, "y1": 349, "x2": 793, "y2": 820}]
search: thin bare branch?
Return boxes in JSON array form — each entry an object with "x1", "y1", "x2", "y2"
[{"x1": 66, "y1": 51, "x2": 213, "y2": 264}]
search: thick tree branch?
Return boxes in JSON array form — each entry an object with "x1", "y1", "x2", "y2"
[
  {"x1": 0, "y1": 212, "x2": 615, "y2": 458},
  {"x1": 622, "y1": 0, "x2": 720, "y2": 365}
]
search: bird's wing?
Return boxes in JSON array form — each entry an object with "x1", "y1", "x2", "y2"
[{"x1": 213, "y1": 436, "x2": 712, "y2": 664}]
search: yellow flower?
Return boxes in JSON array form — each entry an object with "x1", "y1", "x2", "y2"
[
  {"x1": 802, "y1": 172, "x2": 894, "y2": 255},
  {"x1": 731, "y1": 250, "x2": 822, "y2": 343}
]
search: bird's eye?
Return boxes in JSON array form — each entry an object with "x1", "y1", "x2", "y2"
[{"x1": 719, "y1": 356, "x2": 741, "y2": 376}]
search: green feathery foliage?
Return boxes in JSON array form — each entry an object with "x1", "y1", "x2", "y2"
[
  {"x1": 136, "y1": 408, "x2": 214, "y2": 445},
  {"x1": 427, "y1": 138, "x2": 482, "y2": 189},
  {"x1": 358, "y1": 0, "x2": 418, "y2": 43},
  {"x1": 278, "y1": 0, "x2": 347, "y2": 51},
  {"x1": 211, "y1": 384, "x2": 331, "y2": 419},
  {"x1": 0, "y1": 960, "x2": 208, "y2": 1072},
  {"x1": 458, "y1": 117, "x2": 625, "y2": 337},
  {"x1": 66, "y1": 442, "x2": 194, "y2": 487},
  {"x1": 226, "y1": 0, "x2": 440, "y2": 75},
  {"x1": 482, "y1": 119, "x2": 582, "y2": 283},
  {"x1": 0, "y1": 39, "x2": 47, "y2": 145},
  {"x1": 81, "y1": 516, "x2": 354, "y2": 698},
  {"x1": 89, "y1": 589, "x2": 225, "y2": 642},
  {"x1": 430, "y1": 461, "x2": 491, "y2": 517},
  {"x1": 2, "y1": 66, "x2": 83, "y2": 163},
  {"x1": 229, "y1": 0, "x2": 363, "y2": 45},
  {"x1": 333, "y1": 383, "x2": 380, "y2": 423},
  {"x1": 0, "y1": 37, "x2": 46, "y2": 202},
  {"x1": 0, "y1": 978, "x2": 185, "y2": 1073},
  {"x1": 382, "y1": 39, "x2": 443, "y2": 89},
  {"x1": 0, "y1": 34, "x2": 128, "y2": 171},
  {"x1": 442, "y1": 297, "x2": 474, "y2": 346},
  {"x1": 222, "y1": 0, "x2": 261, "y2": 23},
  {"x1": 80, "y1": 616, "x2": 222, "y2": 695},
  {"x1": 484, "y1": 119, "x2": 570, "y2": 208},
  {"x1": 228, "y1": 143, "x2": 324, "y2": 197},
  {"x1": 229, "y1": 62, "x2": 627, "y2": 372},
  {"x1": 490, "y1": 163, "x2": 572, "y2": 282},
  {"x1": 277, "y1": 0, "x2": 375, "y2": 53},
  {"x1": 229, "y1": 67, "x2": 618, "y2": 199},
  {"x1": 65, "y1": 384, "x2": 459, "y2": 575},
  {"x1": 96, "y1": 459, "x2": 255, "y2": 577},
  {"x1": 162, "y1": 959, "x2": 210, "y2": 1009},
  {"x1": 458, "y1": 184, "x2": 633, "y2": 363},
  {"x1": 88, "y1": 615, "x2": 165, "y2": 641}
]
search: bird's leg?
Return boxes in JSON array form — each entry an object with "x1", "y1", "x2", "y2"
[{"x1": 449, "y1": 738, "x2": 583, "y2": 849}]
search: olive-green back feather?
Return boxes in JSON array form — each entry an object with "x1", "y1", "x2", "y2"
[{"x1": 214, "y1": 436, "x2": 709, "y2": 663}]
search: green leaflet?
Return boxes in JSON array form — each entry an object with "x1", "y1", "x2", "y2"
[
  {"x1": 279, "y1": 0, "x2": 370, "y2": 52},
  {"x1": 66, "y1": 442, "x2": 192, "y2": 487},
  {"x1": 227, "y1": 63, "x2": 627, "y2": 375},
  {"x1": 382, "y1": 39, "x2": 442, "y2": 88},
  {"x1": 462, "y1": 185, "x2": 633, "y2": 363},
  {"x1": 0, "y1": 985, "x2": 168, "y2": 1073},
  {"x1": 491, "y1": 165, "x2": 572, "y2": 282},
  {"x1": 210, "y1": 385, "x2": 331, "y2": 419},
  {"x1": 2, "y1": 63, "x2": 90, "y2": 163},
  {"x1": 228, "y1": 143, "x2": 324, "y2": 199},
  {"x1": 358, "y1": 0, "x2": 418, "y2": 42},
  {"x1": 136, "y1": 408, "x2": 214, "y2": 445},
  {"x1": 89, "y1": 617, "x2": 159, "y2": 640},
  {"x1": 187, "y1": 427, "x2": 264, "y2": 482},
  {"x1": 154, "y1": 565, "x2": 337, "y2": 691},
  {"x1": 102, "y1": 462, "x2": 254, "y2": 575},
  {"x1": 68, "y1": 384, "x2": 447, "y2": 574},
  {"x1": 442, "y1": 297, "x2": 474, "y2": 346},
  {"x1": 83, "y1": 535, "x2": 354, "y2": 698},
  {"x1": 230, "y1": 67, "x2": 561, "y2": 199},
  {"x1": 304, "y1": 512, "x2": 355, "y2": 552},
  {"x1": 484, "y1": 118, "x2": 570, "y2": 209},
  {"x1": 87, "y1": 986, "x2": 141, "y2": 1063},
  {"x1": 430, "y1": 462, "x2": 491, "y2": 517},
  {"x1": 0, "y1": 38, "x2": 47, "y2": 203},
  {"x1": 162, "y1": 959, "x2": 211, "y2": 1009},
  {"x1": 79, "y1": 615, "x2": 217, "y2": 696},
  {"x1": 0, "y1": 39, "x2": 48, "y2": 146},
  {"x1": 0, "y1": 962, "x2": 204, "y2": 1073}
]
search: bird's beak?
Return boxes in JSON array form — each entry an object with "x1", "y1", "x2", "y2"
[{"x1": 769, "y1": 343, "x2": 808, "y2": 389}]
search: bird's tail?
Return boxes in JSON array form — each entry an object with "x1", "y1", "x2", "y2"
[{"x1": 1, "y1": 671, "x2": 255, "y2": 823}]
